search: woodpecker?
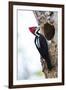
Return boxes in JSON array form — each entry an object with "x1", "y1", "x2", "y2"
[{"x1": 29, "y1": 24, "x2": 54, "y2": 71}]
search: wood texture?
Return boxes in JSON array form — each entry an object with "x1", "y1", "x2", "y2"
[{"x1": 34, "y1": 11, "x2": 58, "y2": 78}]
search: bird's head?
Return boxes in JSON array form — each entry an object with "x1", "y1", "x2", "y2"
[{"x1": 29, "y1": 26, "x2": 37, "y2": 35}]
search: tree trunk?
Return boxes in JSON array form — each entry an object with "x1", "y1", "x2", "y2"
[
  {"x1": 40, "y1": 40, "x2": 58, "y2": 78},
  {"x1": 33, "y1": 11, "x2": 58, "y2": 78}
]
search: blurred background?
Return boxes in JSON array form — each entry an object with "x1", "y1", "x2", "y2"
[
  {"x1": 17, "y1": 10, "x2": 45, "y2": 80},
  {"x1": 17, "y1": 10, "x2": 58, "y2": 80}
]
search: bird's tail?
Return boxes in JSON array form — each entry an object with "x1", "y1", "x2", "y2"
[{"x1": 45, "y1": 55, "x2": 53, "y2": 71}]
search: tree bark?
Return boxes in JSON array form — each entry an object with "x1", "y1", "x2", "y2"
[
  {"x1": 40, "y1": 40, "x2": 58, "y2": 78},
  {"x1": 33, "y1": 11, "x2": 58, "y2": 78}
]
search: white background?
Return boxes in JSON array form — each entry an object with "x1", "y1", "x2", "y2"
[
  {"x1": 0, "y1": 0, "x2": 66, "y2": 90},
  {"x1": 13, "y1": 5, "x2": 62, "y2": 84}
]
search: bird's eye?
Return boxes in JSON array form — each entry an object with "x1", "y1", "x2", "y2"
[
  {"x1": 34, "y1": 27, "x2": 40, "y2": 31},
  {"x1": 35, "y1": 27, "x2": 37, "y2": 29}
]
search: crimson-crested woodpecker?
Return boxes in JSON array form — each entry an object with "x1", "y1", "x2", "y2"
[{"x1": 29, "y1": 24, "x2": 54, "y2": 71}]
